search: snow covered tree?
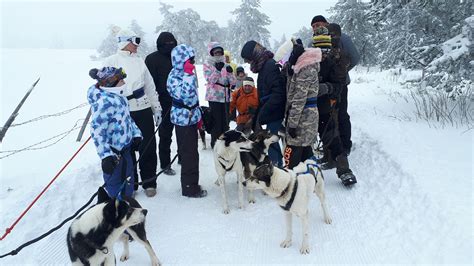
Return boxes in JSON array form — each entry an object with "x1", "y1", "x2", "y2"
[
  {"x1": 155, "y1": 2, "x2": 222, "y2": 63},
  {"x1": 293, "y1": 26, "x2": 313, "y2": 49},
  {"x1": 129, "y1": 19, "x2": 151, "y2": 58},
  {"x1": 227, "y1": 0, "x2": 272, "y2": 62},
  {"x1": 272, "y1": 34, "x2": 287, "y2": 51},
  {"x1": 95, "y1": 25, "x2": 120, "y2": 59}
]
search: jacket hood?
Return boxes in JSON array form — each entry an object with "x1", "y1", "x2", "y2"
[
  {"x1": 171, "y1": 44, "x2": 195, "y2": 70},
  {"x1": 293, "y1": 48, "x2": 322, "y2": 74},
  {"x1": 207, "y1": 41, "x2": 223, "y2": 56},
  {"x1": 224, "y1": 50, "x2": 233, "y2": 61},
  {"x1": 156, "y1": 32, "x2": 177, "y2": 48}
]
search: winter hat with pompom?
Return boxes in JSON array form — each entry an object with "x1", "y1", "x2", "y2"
[
  {"x1": 89, "y1": 67, "x2": 126, "y2": 87},
  {"x1": 117, "y1": 29, "x2": 138, "y2": 50},
  {"x1": 312, "y1": 26, "x2": 332, "y2": 50}
]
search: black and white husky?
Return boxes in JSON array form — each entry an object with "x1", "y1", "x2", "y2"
[
  {"x1": 67, "y1": 187, "x2": 160, "y2": 265},
  {"x1": 243, "y1": 158, "x2": 332, "y2": 254},
  {"x1": 213, "y1": 130, "x2": 254, "y2": 214}
]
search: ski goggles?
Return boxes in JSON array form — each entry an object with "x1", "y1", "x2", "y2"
[{"x1": 118, "y1": 36, "x2": 141, "y2": 46}]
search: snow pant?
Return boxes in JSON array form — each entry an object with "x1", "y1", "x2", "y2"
[
  {"x1": 338, "y1": 85, "x2": 352, "y2": 152},
  {"x1": 283, "y1": 145, "x2": 314, "y2": 169},
  {"x1": 318, "y1": 109, "x2": 344, "y2": 161},
  {"x1": 103, "y1": 145, "x2": 134, "y2": 198},
  {"x1": 209, "y1": 101, "x2": 229, "y2": 148},
  {"x1": 158, "y1": 100, "x2": 174, "y2": 170},
  {"x1": 175, "y1": 124, "x2": 201, "y2": 195},
  {"x1": 266, "y1": 119, "x2": 283, "y2": 168},
  {"x1": 130, "y1": 108, "x2": 157, "y2": 190}
]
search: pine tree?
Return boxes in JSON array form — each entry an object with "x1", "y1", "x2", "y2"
[
  {"x1": 293, "y1": 26, "x2": 313, "y2": 48},
  {"x1": 96, "y1": 25, "x2": 120, "y2": 59},
  {"x1": 272, "y1": 34, "x2": 287, "y2": 51},
  {"x1": 228, "y1": 0, "x2": 272, "y2": 62},
  {"x1": 129, "y1": 19, "x2": 151, "y2": 58}
]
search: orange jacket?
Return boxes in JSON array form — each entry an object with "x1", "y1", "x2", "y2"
[{"x1": 230, "y1": 86, "x2": 259, "y2": 124}]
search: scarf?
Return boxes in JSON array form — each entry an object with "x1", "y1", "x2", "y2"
[{"x1": 250, "y1": 44, "x2": 274, "y2": 73}]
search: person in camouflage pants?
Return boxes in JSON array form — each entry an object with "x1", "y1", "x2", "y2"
[{"x1": 283, "y1": 40, "x2": 322, "y2": 169}]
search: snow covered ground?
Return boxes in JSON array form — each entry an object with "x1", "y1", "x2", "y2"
[{"x1": 0, "y1": 49, "x2": 472, "y2": 265}]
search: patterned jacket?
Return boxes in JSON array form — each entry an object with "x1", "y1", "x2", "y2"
[
  {"x1": 87, "y1": 85, "x2": 142, "y2": 159},
  {"x1": 167, "y1": 44, "x2": 201, "y2": 126},
  {"x1": 285, "y1": 48, "x2": 321, "y2": 146},
  {"x1": 204, "y1": 42, "x2": 236, "y2": 103}
]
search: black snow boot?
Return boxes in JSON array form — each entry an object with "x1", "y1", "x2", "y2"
[
  {"x1": 336, "y1": 154, "x2": 357, "y2": 186},
  {"x1": 318, "y1": 149, "x2": 336, "y2": 170}
]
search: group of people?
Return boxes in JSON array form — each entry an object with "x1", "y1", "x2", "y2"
[{"x1": 87, "y1": 14, "x2": 359, "y2": 200}]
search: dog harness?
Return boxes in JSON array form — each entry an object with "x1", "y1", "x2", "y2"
[
  {"x1": 217, "y1": 155, "x2": 236, "y2": 172},
  {"x1": 280, "y1": 179, "x2": 298, "y2": 211}
]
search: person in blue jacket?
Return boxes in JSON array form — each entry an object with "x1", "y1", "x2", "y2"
[
  {"x1": 167, "y1": 44, "x2": 207, "y2": 198},
  {"x1": 88, "y1": 67, "x2": 142, "y2": 198}
]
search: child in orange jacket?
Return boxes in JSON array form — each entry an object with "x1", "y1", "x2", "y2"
[{"x1": 229, "y1": 77, "x2": 259, "y2": 135}]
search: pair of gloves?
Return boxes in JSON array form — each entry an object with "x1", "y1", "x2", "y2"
[
  {"x1": 215, "y1": 62, "x2": 233, "y2": 73},
  {"x1": 101, "y1": 137, "x2": 141, "y2": 175}
]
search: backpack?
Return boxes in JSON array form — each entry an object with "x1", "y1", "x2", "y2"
[{"x1": 200, "y1": 106, "x2": 214, "y2": 134}]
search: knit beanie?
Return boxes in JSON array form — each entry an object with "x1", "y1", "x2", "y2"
[
  {"x1": 236, "y1": 66, "x2": 245, "y2": 74},
  {"x1": 311, "y1": 15, "x2": 328, "y2": 26},
  {"x1": 240, "y1": 40, "x2": 257, "y2": 60},
  {"x1": 242, "y1": 76, "x2": 255, "y2": 87},
  {"x1": 117, "y1": 29, "x2": 137, "y2": 50},
  {"x1": 312, "y1": 26, "x2": 332, "y2": 50},
  {"x1": 89, "y1": 67, "x2": 126, "y2": 87}
]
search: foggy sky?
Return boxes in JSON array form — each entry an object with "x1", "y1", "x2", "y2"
[{"x1": 1, "y1": 0, "x2": 337, "y2": 49}]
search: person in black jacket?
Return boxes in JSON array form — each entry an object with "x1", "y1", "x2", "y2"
[
  {"x1": 241, "y1": 40, "x2": 286, "y2": 167},
  {"x1": 145, "y1": 32, "x2": 178, "y2": 176},
  {"x1": 313, "y1": 27, "x2": 357, "y2": 187}
]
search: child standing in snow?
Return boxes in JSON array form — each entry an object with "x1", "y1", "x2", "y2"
[
  {"x1": 229, "y1": 77, "x2": 259, "y2": 136},
  {"x1": 88, "y1": 67, "x2": 142, "y2": 198}
]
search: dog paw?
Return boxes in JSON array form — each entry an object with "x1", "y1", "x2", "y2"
[
  {"x1": 324, "y1": 216, "x2": 333, "y2": 224},
  {"x1": 280, "y1": 239, "x2": 292, "y2": 248},
  {"x1": 120, "y1": 254, "x2": 129, "y2": 261},
  {"x1": 223, "y1": 208, "x2": 230, "y2": 214},
  {"x1": 248, "y1": 199, "x2": 256, "y2": 204},
  {"x1": 300, "y1": 245, "x2": 310, "y2": 254}
]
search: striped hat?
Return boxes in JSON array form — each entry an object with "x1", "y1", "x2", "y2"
[{"x1": 312, "y1": 26, "x2": 331, "y2": 50}]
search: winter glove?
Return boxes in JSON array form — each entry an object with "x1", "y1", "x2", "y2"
[
  {"x1": 288, "y1": 127, "x2": 297, "y2": 138},
  {"x1": 215, "y1": 62, "x2": 225, "y2": 71},
  {"x1": 288, "y1": 39, "x2": 305, "y2": 66},
  {"x1": 154, "y1": 110, "x2": 162, "y2": 127},
  {"x1": 226, "y1": 65, "x2": 233, "y2": 73},
  {"x1": 132, "y1": 137, "x2": 142, "y2": 151},
  {"x1": 318, "y1": 83, "x2": 334, "y2": 97},
  {"x1": 102, "y1": 156, "x2": 118, "y2": 175}
]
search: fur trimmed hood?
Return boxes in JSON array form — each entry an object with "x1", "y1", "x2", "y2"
[{"x1": 293, "y1": 48, "x2": 322, "y2": 74}]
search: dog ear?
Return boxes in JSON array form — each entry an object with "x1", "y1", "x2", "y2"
[{"x1": 97, "y1": 186, "x2": 111, "y2": 204}]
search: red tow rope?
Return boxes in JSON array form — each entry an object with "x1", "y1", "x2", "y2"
[{"x1": 0, "y1": 136, "x2": 91, "y2": 241}]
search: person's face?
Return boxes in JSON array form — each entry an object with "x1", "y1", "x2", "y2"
[
  {"x1": 237, "y1": 72, "x2": 246, "y2": 78},
  {"x1": 312, "y1": 22, "x2": 328, "y2": 33},
  {"x1": 123, "y1": 42, "x2": 138, "y2": 53},
  {"x1": 243, "y1": 84, "x2": 253, "y2": 93},
  {"x1": 213, "y1": 50, "x2": 224, "y2": 57},
  {"x1": 225, "y1": 55, "x2": 230, "y2": 63}
]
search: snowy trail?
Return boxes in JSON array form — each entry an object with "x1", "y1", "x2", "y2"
[{"x1": 2, "y1": 125, "x2": 467, "y2": 265}]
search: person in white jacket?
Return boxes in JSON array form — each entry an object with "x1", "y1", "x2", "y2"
[{"x1": 103, "y1": 29, "x2": 162, "y2": 197}]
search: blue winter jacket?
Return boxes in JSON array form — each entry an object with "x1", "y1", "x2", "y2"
[
  {"x1": 167, "y1": 44, "x2": 201, "y2": 126},
  {"x1": 87, "y1": 85, "x2": 142, "y2": 159}
]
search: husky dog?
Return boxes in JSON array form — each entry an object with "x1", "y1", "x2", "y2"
[
  {"x1": 213, "y1": 130, "x2": 254, "y2": 214},
  {"x1": 243, "y1": 158, "x2": 332, "y2": 254},
  {"x1": 67, "y1": 187, "x2": 160, "y2": 265}
]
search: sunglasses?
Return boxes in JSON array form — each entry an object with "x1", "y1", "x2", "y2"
[{"x1": 118, "y1": 36, "x2": 141, "y2": 46}]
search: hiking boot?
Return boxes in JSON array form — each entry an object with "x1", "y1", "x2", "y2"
[
  {"x1": 336, "y1": 154, "x2": 357, "y2": 186},
  {"x1": 145, "y1": 188, "x2": 157, "y2": 197},
  {"x1": 182, "y1": 186, "x2": 208, "y2": 198},
  {"x1": 162, "y1": 168, "x2": 176, "y2": 176}
]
